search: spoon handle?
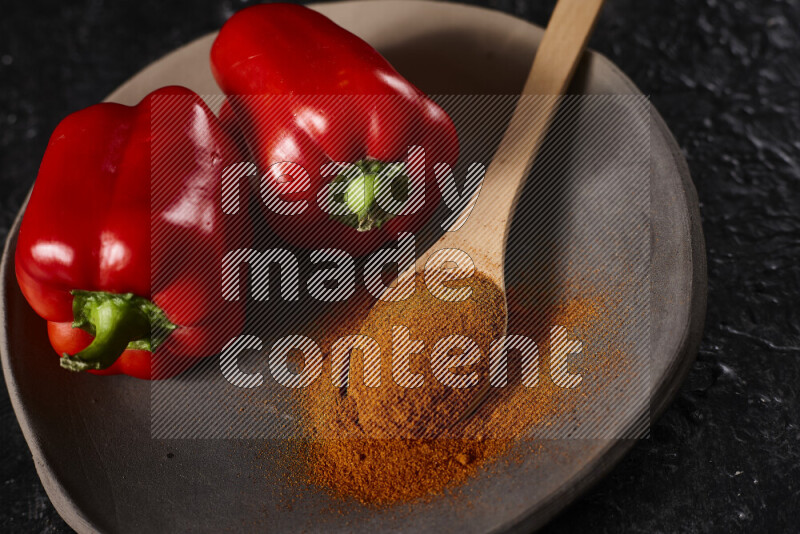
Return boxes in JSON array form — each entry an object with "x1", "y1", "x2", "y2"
[
  {"x1": 420, "y1": 0, "x2": 606, "y2": 284},
  {"x1": 522, "y1": 0, "x2": 606, "y2": 96},
  {"x1": 456, "y1": 0, "x2": 606, "y2": 423}
]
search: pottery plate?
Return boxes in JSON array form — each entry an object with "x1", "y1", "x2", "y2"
[{"x1": 1, "y1": 1, "x2": 705, "y2": 532}]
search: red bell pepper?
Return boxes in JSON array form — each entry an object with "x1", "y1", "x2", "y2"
[
  {"x1": 15, "y1": 86, "x2": 247, "y2": 379},
  {"x1": 210, "y1": 3, "x2": 459, "y2": 256}
]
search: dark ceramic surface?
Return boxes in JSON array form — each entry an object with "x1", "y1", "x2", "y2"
[{"x1": 0, "y1": 0, "x2": 792, "y2": 532}]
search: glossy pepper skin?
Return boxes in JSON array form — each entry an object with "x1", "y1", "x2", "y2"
[
  {"x1": 210, "y1": 3, "x2": 459, "y2": 256},
  {"x1": 15, "y1": 86, "x2": 247, "y2": 379}
]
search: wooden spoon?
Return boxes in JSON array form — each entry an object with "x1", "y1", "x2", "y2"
[{"x1": 411, "y1": 0, "x2": 607, "y2": 420}]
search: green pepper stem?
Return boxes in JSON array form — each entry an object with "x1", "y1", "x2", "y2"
[
  {"x1": 330, "y1": 159, "x2": 410, "y2": 232},
  {"x1": 59, "y1": 290, "x2": 176, "y2": 373}
]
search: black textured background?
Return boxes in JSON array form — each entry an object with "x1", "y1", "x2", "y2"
[{"x1": 1, "y1": 0, "x2": 799, "y2": 532}]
